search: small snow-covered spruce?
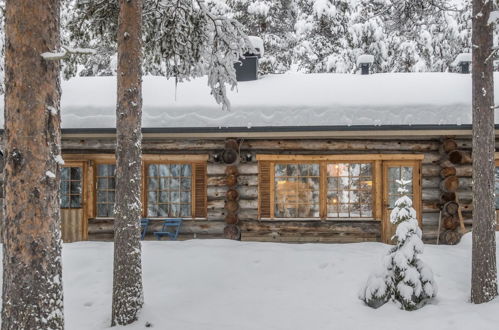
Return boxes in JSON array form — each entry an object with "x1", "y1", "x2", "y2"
[{"x1": 360, "y1": 179, "x2": 437, "y2": 310}]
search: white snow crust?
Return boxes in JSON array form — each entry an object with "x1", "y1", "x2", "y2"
[
  {"x1": 1, "y1": 72, "x2": 496, "y2": 129},
  {"x1": 0, "y1": 233, "x2": 495, "y2": 329}
]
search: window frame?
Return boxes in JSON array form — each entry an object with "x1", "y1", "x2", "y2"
[
  {"x1": 60, "y1": 163, "x2": 85, "y2": 210},
  {"x1": 143, "y1": 161, "x2": 195, "y2": 219},
  {"x1": 94, "y1": 160, "x2": 117, "y2": 219},
  {"x1": 257, "y1": 154, "x2": 423, "y2": 221}
]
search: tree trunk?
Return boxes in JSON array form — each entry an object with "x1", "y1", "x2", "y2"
[
  {"x1": 2, "y1": 1, "x2": 64, "y2": 329},
  {"x1": 111, "y1": 0, "x2": 144, "y2": 325},
  {"x1": 471, "y1": 0, "x2": 498, "y2": 304}
]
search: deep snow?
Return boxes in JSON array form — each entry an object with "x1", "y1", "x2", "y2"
[
  {"x1": 2, "y1": 233, "x2": 499, "y2": 329},
  {"x1": 2, "y1": 73, "x2": 499, "y2": 129}
]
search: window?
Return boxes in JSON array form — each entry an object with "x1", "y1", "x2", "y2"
[
  {"x1": 327, "y1": 163, "x2": 373, "y2": 218},
  {"x1": 61, "y1": 167, "x2": 82, "y2": 208},
  {"x1": 146, "y1": 164, "x2": 192, "y2": 217},
  {"x1": 274, "y1": 164, "x2": 320, "y2": 217},
  {"x1": 96, "y1": 164, "x2": 116, "y2": 217},
  {"x1": 258, "y1": 155, "x2": 422, "y2": 221}
]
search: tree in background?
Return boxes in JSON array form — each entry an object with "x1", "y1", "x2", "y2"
[
  {"x1": 2, "y1": 0, "x2": 64, "y2": 328},
  {"x1": 225, "y1": 0, "x2": 298, "y2": 74},
  {"x1": 360, "y1": 180, "x2": 436, "y2": 310},
  {"x1": 470, "y1": 0, "x2": 498, "y2": 304},
  {"x1": 65, "y1": 0, "x2": 247, "y2": 110},
  {"x1": 294, "y1": 0, "x2": 352, "y2": 73}
]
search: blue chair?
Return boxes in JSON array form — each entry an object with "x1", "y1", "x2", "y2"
[
  {"x1": 153, "y1": 218, "x2": 183, "y2": 241},
  {"x1": 140, "y1": 218, "x2": 150, "y2": 240}
]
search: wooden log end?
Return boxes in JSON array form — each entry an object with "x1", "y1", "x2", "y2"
[
  {"x1": 440, "y1": 176, "x2": 459, "y2": 193},
  {"x1": 440, "y1": 192, "x2": 456, "y2": 203},
  {"x1": 440, "y1": 230, "x2": 462, "y2": 245},
  {"x1": 443, "y1": 201, "x2": 459, "y2": 216},
  {"x1": 226, "y1": 174, "x2": 238, "y2": 187},
  {"x1": 442, "y1": 216, "x2": 459, "y2": 230},
  {"x1": 225, "y1": 165, "x2": 239, "y2": 176},
  {"x1": 224, "y1": 224, "x2": 241, "y2": 240},
  {"x1": 226, "y1": 189, "x2": 240, "y2": 201},
  {"x1": 225, "y1": 200, "x2": 240, "y2": 213},
  {"x1": 225, "y1": 213, "x2": 239, "y2": 225},
  {"x1": 440, "y1": 167, "x2": 456, "y2": 178},
  {"x1": 448, "y1": 150, "x2": 472, "y2": 165},
  {"x1": 442, "y1": 139, "x2": 458, "y2": 153}
]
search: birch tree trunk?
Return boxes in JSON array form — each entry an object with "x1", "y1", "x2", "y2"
[
  {"x1": 2, "y1": 1, "x2": 64, "y2": 329},
  {"x1": 471, "y1": 0, "x2": 498, "y2": 304},
  {"x1": 111, "y1": 0, "x2": 144, "y2": 326}
]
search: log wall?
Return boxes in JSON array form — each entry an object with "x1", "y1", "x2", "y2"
[
  {"x1": 0, "y1": 135, "x2": 486, "y2": 243},
  {"x1": 61, "y1": 136, "x2": 453, "y2": 243}
]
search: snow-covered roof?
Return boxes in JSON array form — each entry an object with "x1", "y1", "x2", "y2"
[{"x1": 1, "y1": 72, "x2": 496, "y2": 131}]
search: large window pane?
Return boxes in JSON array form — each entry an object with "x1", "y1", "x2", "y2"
[
  {"x1": 326, "y1": 163, "x2": 373, "y2": 218},
  {"x1": 274, "y1": 163, "x2": 320, "y2": 218},
  {"x1": 96, "y1": 164, "x2": 116, "y2": 217},
  {"x1": 147, "y1": 163, "x2": 192, "y2": 217},
  {"x1": 387, "y1": 166, "x2": 413, "y2": 208}
]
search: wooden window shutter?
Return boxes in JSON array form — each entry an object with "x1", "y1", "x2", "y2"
[
  {"x1": 259, "y1": 161, "x2": 271, "y2": 218},
  {"x1": 193, "y1": 162, "x2": 207, "y2": 218}
]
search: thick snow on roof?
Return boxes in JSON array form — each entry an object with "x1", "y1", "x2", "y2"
[{"x1": 2, "y1": 72, "x2": 496, "y2": 129}]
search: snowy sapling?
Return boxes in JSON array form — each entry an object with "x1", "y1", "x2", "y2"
[{"x1": 359, "y1": 179, "x2": 437, "y2": 310}]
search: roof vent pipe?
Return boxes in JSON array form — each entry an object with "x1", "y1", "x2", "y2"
[
  {"x1": 235, "y1": 36, "x2": 264, "y2": 82},
  {"x1": 357, "y1": 54, "x2": 374, "y2": 75},
  {"x1": 451, "y1": 53, "x2": 472, "y2": 74}
]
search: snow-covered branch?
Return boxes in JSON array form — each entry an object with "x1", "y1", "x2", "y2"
[{"x1": 41, "y1": 46, "x2": 96, "y2": 61}]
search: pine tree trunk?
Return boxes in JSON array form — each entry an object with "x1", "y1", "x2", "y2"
[
  {"x1": 111, "y1": 0, "x2": 144, "y2": 326},
  {"x1": 2, "y1": 1, "x2": 64, "y2": 329},
  {"x1": 471, "y1": 0, "x2": 498, "y2": 304}
]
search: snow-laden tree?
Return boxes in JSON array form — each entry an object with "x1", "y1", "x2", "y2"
[
  {"x1": 360, "y1": 179, "x2": 437, "y2": 311},
  {"x1": 295, "y1": 0, "x2": 353, "y2": 73},
  {"x1": 225, "y1": 0, "x2": 297, "y2": 74},
  {"x1": 64, "y1": 0, "x2": 249, "y2": 110}
]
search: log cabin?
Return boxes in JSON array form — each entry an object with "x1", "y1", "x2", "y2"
[{"x1": 1, "y1": 72, "x2": 498, "y2": 245}]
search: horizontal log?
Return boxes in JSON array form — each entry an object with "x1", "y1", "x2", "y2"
[
  {"x1": 422, "y1": 165, "x2": 440, "y2": 177},
  {"x1": 88, "y1": 219, "x2": 225, "y2": 235},
  {"x1": 422, "y1": 177, "x2": 440, "y2": 189},
  {"x1": 208, "y1": 199, "x2": 257, "y2": 210},
  {"x1": 243, "y1": 140, "x2": 440, "y2": 152},
  {"x1": 207, "y1": 175, "x2": 258, "y2": 187},
  {"x1": 241, "y1": 220, "x2": 380, "y2": 235},
  {"x1": 208, "y1": 209, "x2": 258, "y2": 221},
  {"x1": 207, "y1": 163, "x2": 258, "y2": 175}
]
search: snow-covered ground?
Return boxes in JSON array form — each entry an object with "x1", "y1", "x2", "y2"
[{"x1": 6, "y1": 234, "x2": 499, "y2": 329}]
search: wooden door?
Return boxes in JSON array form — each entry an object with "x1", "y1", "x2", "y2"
[
  {"x1": 382, "y1": 161, "x2": 421, "y2": 244},
  {"x1": 60, "y1": 162, "x2": 86, "y2": 242}
]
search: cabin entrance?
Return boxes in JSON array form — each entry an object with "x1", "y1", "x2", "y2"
[
  {"x1": 60, "y1": 162, "x2": 86, "y2": 242},
  {"x1": 382, "y1": 161, "x2": 421, "y2": 244}
]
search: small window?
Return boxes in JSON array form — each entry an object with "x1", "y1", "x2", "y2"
[
  {"x1": 96, "y1": 164, "x2": 116, "y2": 217},
  {"x1": 61, "y1": 167, "x2": 82, "y2": 209},
  {"x1": 146, "y1": 164, "x2": 192, "y2": 217}
]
